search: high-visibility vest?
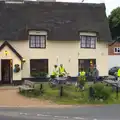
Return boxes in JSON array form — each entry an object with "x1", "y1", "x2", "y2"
[
  {"x1": 79, "y1": 71, "x2": 86, "y2": 81},
  {"x1": 80, "y1": 71, "x2": 86, "y2": 76},
  {"x1": 117, "y1": 69, "x2": 120, "y2": 77},
  {"x1": 52, "y1": 68, "x2": 58, "y2": 76},
  {"x1": 59, "y1": 67, "x2": 65, "y2": 74}
]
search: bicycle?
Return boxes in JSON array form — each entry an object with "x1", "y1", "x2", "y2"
[{"x1": 48, "y1": 73, "x2": 71, "y2": 88}]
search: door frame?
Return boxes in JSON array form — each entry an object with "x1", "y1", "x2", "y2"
[{"x1": 1, "y1": 59, "x2": 13, "y2": 84}]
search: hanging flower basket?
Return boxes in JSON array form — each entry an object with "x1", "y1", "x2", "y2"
[{"x1": 14, "y1": 64, "x2": 21, "y2": 73}]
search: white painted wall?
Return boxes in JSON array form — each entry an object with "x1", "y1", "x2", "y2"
[
  {"x1": 0, "y1": 32, "x2": 108, "y2": 81},
  {"x1": 108, "y1": 56, "x2": 120, "y2": 69}
]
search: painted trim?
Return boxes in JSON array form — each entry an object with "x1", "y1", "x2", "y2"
[
  {"x1": 80, "y1": 35, "x2": 97, "y2": 49},
  {"x1": 29, "y1": 35, "x2": 47, "y2": 49},
  {"x1": 0, "y1": 41, "x2": 23, "y2": 61},
  {"x1": 79, "y1": 32, "x2": 97, "y2": 36},
  {"x1": 114, "y1": 47, "x2": 120, "y2": 53},
  {"x1": 29, "y1": 30, "x2": 47, "y2": 36}
]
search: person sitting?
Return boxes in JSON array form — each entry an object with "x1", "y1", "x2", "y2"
[
  {"x1": 51, "y1": 65, "x2": 59, "y2": 78},
  {"x1": 59, "y1": 64, "x2": 67, "y2": 77}
]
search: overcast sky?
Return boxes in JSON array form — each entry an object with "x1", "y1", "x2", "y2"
[{"x1": 56, "y1": 0, "x2": 120, "y2": 16}]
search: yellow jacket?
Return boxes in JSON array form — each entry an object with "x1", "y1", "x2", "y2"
[{"x1": 117, "y1": 68, "x2": 120, "y2": 77}]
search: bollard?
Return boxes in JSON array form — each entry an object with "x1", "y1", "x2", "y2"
[
  {"x1": 40, "y1": 84, "x2": 43, "y2": 90},
  {"x1": 40, "y1": 84, "x2": 43, "y2": 94},
  {"x1": 60, "y1": 86, "x2": 63, "y2": 97},
  {"x1": 89, "y1": 86, "x2": 95, "y2": 99}
]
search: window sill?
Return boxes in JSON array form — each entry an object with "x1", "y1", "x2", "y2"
[
  {"x1": 80, "y1": 47, "x2": 96, "y2": 49},
  {"x1": 29, "y1": 47, "x2": 46, "y2": 49}
]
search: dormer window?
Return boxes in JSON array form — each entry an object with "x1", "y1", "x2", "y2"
[
  {"x1": 29, "y1": 30, "x2": 47, "y2": 48},
  {"x1": 80, "y1": 32, "x2": 97, "y2": 49}
]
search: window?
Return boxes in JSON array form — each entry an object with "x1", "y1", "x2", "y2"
[
  {"x1": 29, "y1": 30, "x2": 47, "y2": 48},
  {"x1": 30, "y1": 59, "x2": 48, "y2": 76},
  {"x1": 114, "y1": 47, "x2": 120, "y2": 53},
  {"x1": 78, "y1": 59, "x2": 96, "y2": 72},
  {"x1": 29, "y1": 35, "x2": 46, "y2": 48},
  {"x1": 80, "y1": 36, "x2": 97, "y2": 49}
]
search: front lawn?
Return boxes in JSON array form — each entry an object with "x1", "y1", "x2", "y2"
[{"x1": 19, "y1": 82, "x2": 120, "y2": 105}]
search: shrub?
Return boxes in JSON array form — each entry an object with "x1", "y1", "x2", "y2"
[
  {"x1": 31, "y1": 72, "x2": 48, "y2": 78},
  {"x1": 91, "y1": 82, "x2": 112, "y2": 100}
]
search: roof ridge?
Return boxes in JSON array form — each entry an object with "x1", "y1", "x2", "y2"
[{"x1": 0, "y1": 0, "x2": 105, "y2": 6}]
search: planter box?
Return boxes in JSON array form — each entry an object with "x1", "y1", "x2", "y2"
[
  {"x1": 30, "y1": 77, "x2": 49, "y2": 82},
  {"x1": 87, "y1": 76, "x2": 93, "y2": 82}
]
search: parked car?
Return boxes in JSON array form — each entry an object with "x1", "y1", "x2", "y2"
[{"x1": 108, "y1": 66, "x2": 120, "y2": 76}]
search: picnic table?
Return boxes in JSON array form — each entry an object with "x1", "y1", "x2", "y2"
[
  {"x1": 55, "y1": 77, "x2": 68, "y2": 84},
  {"x1": 104, "y1": 80, "x2": 120, "y2": 88}
]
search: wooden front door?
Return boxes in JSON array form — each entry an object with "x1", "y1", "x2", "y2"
[{"x1": 1, "y1": 59, "x2": 13, "y2": 84}]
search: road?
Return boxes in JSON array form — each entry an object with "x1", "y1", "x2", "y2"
[{"x1": 0, "y1": 105, "x2": 120, "y2": 120}]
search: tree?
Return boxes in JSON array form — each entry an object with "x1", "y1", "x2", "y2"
[{"x1": 108, "y1": 7, "x2": 120, "y2": 40}]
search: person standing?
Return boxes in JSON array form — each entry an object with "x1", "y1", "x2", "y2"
[
  {"x1": 92, "y1": 65, "x2": 99, "y2": 84},
  {"x1": 78, "y1": 68, "x2": 86, "y2": 90}
]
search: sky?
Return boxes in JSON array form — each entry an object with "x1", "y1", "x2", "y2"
[{"x1": 56, "y1": 0, "x2": 120, "y2": 16}]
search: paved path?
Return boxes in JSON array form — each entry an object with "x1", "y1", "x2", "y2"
[{"x1": 0, "y1": 105, "x2": 120, "y2": 120}]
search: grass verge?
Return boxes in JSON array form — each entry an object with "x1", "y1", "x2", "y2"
[{"x1": 19, "y1": 82, "x2": 120, "y2": 105}]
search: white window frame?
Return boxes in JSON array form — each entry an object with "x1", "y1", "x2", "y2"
[
  {"x1": 29, "y1": 30, "x2": 47, "y2": 48},
  {"x1": 79, "y1": 32, "x2": 97, "y2": 49},
  {"x1": 29, "y1": 31, "x2": 47, "y2": 36},
  {"x1": 114, "y1": 47, "x2": 120, "y2": 53}
]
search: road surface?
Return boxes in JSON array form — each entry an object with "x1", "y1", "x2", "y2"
[{"x1": 0, "y1": 105, "x2": 120, "y2": 120}]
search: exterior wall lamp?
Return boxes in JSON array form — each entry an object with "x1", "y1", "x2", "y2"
[
  {"x1": 22, "y1": 58, "x2": 26, "y2": 63},
  {"x1": 78, "y1": 52, "x2": 80, "y2": 57},
  {"x1": 68, "y1": 56, "x2": 71, "y2": 62},
  {"x1": 56, "y1": 56, "x2": 59, "y2": 63},
  {"x1": 4, "y1": 50, "x2": 8, "y2": 56},
  {"x1": 21, "y1": 58, "x2": 26, "y2": 70}
]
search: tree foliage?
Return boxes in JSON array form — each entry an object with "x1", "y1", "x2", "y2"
[{"x1": 108, "y1": 7, "x2": 120, "y2": 40}]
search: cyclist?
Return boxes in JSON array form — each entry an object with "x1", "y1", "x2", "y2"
[{"x1": 59, "y1": 64, "x2": 67, "y2": 77}]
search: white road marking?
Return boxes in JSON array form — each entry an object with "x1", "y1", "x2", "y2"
[
  {"x1": 93, "y1": 119, "x2": 97, "y2": 120},
  {"x1": 19, "y1": 112, "x2": 85, "y2": 120},
  {"x1": 37, "y1": 114, "x2": 51, "y2": 117},
  {"x1": 54, "y1": 116, "x2": 69, "y2": 119},
  {"x1": 24, "y1": 113, "x2": 27, "y2": 115},
  {"x1": 73, "y1": 117, "x2": 84, "y2": 119},
  {"x1": 54, "y1": 115, "x2": 62, "y2": 117},
  {"x1": 20, "y1": 112, "x2": 27, "y2": 115}
]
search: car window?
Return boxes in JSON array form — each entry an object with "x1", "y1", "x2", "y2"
[{"x1": 111, "y1": 67, "x2": 116, "y2": 70}]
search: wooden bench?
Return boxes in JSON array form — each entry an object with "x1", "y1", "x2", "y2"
[{"x1": 19, "y1": 80, "x2": 35, "y2": 92}]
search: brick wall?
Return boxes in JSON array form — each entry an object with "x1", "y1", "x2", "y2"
[{"x1": 108, "y1": 42, "x2": 120, "y2": 55}]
